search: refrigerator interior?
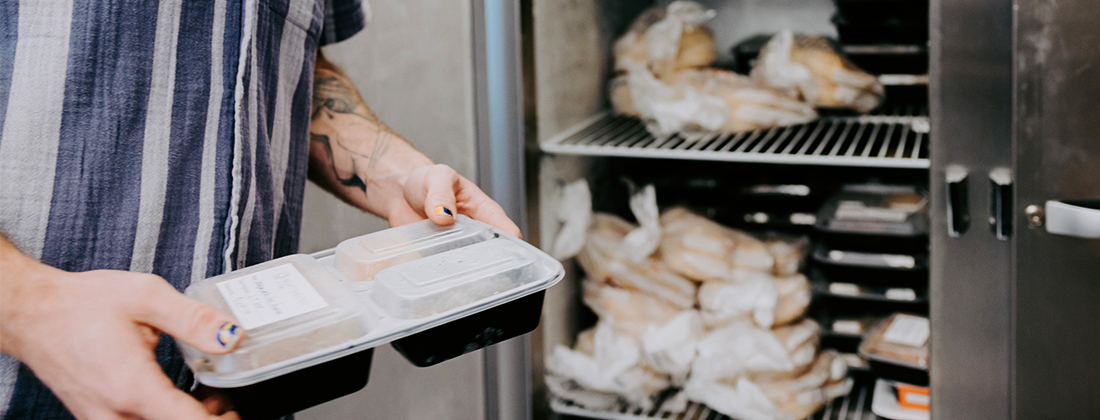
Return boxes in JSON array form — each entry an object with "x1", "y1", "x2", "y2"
[{"x1": 527, "y1": 0, "x2": 932, "y2": 419}]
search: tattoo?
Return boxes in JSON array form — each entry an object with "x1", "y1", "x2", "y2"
[
  {"x1": 310, "y1": 133, "x2": 368, "y2": 192},
  {"x1": 310, "y1": 72, "x2": 396, "y2": 199}
]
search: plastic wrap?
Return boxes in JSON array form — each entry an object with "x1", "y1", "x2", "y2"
[
  {"x1": 578, "y1": 213, "x2": 697, "y2": 309},
  {"x1": 697, "y1": 271, "x2": 810, "y2": 329},
  {"x1": 583, "y1": 281, "x2": 684, "y2": 339},
  {"x1": 545, "y1": 321, "x2": 671, "y2": 409},
  {"x1": 549, "y1": 179, "x2": 593, "y2": 260},
  {"x1": 619, "y1": 184, "x2": 662, "y2": 264},
  {"x1": 615, "y1": 68, "x2": 818, "y2": 136},
  {"x1": 659, "y1": 207, "x2": 775, "y2": 281},
  {"x1": 612, "y1": 1, "x2": 717, "y2": 79},
  {"x1": 859, "y1": 313, "x2": 930, "y2": 371},
  {"x1": 641, "y1": 311, "x2": 704, "y2": 384},
  {"x1": 765, "y1": 235, "x2": 811, "y2": 277},
  {"x1": 751, "y1": 31, "x2": 884, "y2": 113}
]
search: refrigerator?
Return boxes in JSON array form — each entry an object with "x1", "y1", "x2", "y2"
[{"x1": 466, "y1": 0, "x2": 1100, "y2": 419}]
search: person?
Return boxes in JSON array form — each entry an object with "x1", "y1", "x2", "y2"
[{"x1": 0, "y1": 0, "x2": 520, "y2": 419}]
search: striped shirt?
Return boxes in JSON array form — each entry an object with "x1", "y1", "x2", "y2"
[{"x1": 0, "y1": 0, "x2": 367, "y2": 417}]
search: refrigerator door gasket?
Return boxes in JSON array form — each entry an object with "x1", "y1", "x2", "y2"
[
  {"x1": 548, "y1": 378, "x2": 882, "y2": 420},
  {"x1": 541, "y1": 110, "x2": 929, "y2": 169}
]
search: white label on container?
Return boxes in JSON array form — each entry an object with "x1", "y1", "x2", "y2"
[
  {"x1": 885, "y1": 288, "x2": 918, "y2": 301},
  {"x1": 216, "y1": 264, "x2": 329, "y2": 330},
  {"x1": 882, "y1": 314, "x2": 930, "y2": 347},
  {"x1": 829, "y1": 282, "x2": 861, "y2": 296}
]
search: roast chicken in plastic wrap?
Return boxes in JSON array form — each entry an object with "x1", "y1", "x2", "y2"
[{"x1": 751, "y1": 30, "x2": 885, "y2": 113}]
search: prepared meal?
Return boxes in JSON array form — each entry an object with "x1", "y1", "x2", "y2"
[
  {"x1": 181, "y1": 255, "x2": 370, "y2": 376},
  {"x1": 860, "y1": 313, "x2": 930, "y2": 371},
  {"x1": 659, "y1": 207, "x2": 775, "y2": 281},
  {"x1": 751, "y1": 31, "x2": 884, "y2": 113},
  {"x1": 371, "y1": 239, "x2": 537, "y2": 319},
  {"x1": 334, "y1": 214, "x2": 495, "y2": 288},
  {"x1": 816, "y1": 183, "x2": 929, "y2": 238},
  {"x1": 612, "y1": 1, "x2": 717, "y2": 78}
]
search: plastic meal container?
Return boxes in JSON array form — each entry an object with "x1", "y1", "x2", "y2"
[
  {"x1": 178, "y1": 216, "x2": 565, "y2": 419},
  {"x1": 812, "y1": 243, "x2": 928, "y2": 285},
  {"x1": 859, "y1": 313, "x2": 930, "y2": 386},
  {"x1": 815, "y1": 184, "x2": 930, "y2": 254}
]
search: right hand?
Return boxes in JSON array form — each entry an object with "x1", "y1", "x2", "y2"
[{"x1": 0, "y1": 259, "x2": 245, "y2": 420}]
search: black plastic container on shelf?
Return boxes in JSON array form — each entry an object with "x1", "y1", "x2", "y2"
[
  {"x1": 222, "y1": 349, "x2": 375, "y2": 420},
  {"x1": 859, "y1": 313, "x2": 931, "y2": 386},
  {"x1": 392, "y1": 291, "x2": 545, "y2": 367},
  {"x1": 815, "y1": 183, "x2": 930, "y2": 254},
  {"x1": 812, "y1": 244, "x2": 928, "y2": 285},
  {"x1": 832, "y1": 0, "x2": 929, "y2": 26},
  {"x1": 842, "y1": 45, "x2": 929, "y2": 75},
  {"x1": 810, "y1": 269, "x2": 929, "y2": 314},
  {"x1": 833, "y1": 15, "x2": 929, "y2": 45}
]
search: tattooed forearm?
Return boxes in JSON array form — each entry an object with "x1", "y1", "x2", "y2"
[{"x1": 309, "y1": 51, "x2": 401, "y2": 201}]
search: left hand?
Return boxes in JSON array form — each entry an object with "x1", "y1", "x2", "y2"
[{"x1": 387, "y1": 164, "x2": 522, "y2": 238}]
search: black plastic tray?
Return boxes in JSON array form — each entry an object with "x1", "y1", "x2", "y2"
[
  {"x1": 812, "y1": 244, "x2": 928, "y2": 286},
  {"x1": 868, "y1": 358, "x2": 929, "y2": 386},
  {"x1": 392, "y1": 291, "x2": 545, "y2": 367},
  {"x1": 220, "y1": 348, "x2": 374, "y2": 420},
  {"x1": 832, "y1": 0, "x2": 929, "y2": 26},
  {"x1": 842, "y1": 45, "x2": 929, "y2": 75},
  {"x1": 833, "y1": 15, "x2": 929, "y2": 45},
  {"x1": 810, "y1": 269, "x2": 929, "y2": 312}
]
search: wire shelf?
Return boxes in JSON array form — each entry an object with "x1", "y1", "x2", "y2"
[
  {"x1": 541, "y1": 108, "x2": 930, "y2": 169},
  {"x1": 550, "y1": 378, "x2": 882, "y2": 420}
]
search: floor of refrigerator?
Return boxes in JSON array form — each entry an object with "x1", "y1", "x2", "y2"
[{"x1": 549, "y1": 378, "x2": 883, "y2": 420}]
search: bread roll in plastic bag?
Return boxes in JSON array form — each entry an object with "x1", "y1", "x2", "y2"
[
  {"x1": 641, "y1": 310, "x2": 704, "y2": 384},
  {"x1": 546, "y1": 321, "x2": 671, "y2": 409},
  {"x1": 765, "y1": 234, "x2": 810, "y2": 277},
  {"x1": 659, "y1": 207, "x2": 776, "y2": 282},
  {"x1": 697, "y1": 271, "x2": 779, "y2": 328},
  {"x1": 774, "y1": 273, "x2": 812, "y2": 326},
  {"x1": 583, "y1": 280, "x2": 684, "y2": 339},
  {"x1": 690, "y1": 321, "x2": 799, "y2": 383},
  {"x1": 578, "y1": 213, "x2": 697, "y2": 309},
  {"x1": 613, "y1": 1, "x2": 717, "y2": 79},
  {"x1": 748, "y1": 319, "x2": 822, "y2": 382},
  {"x1": 749, "y1": 351, "x2": 853, "y2": 420},
  {"x1": 751, "y1": 30, "x2": 884, "y2": 113},
  {"x1": 615, "y1": 68, "x2": 817, "y2": 136}
]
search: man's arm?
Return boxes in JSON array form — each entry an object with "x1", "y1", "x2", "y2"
[{"x1": 307, "y1": 51, "x2": 520, "y2": 236}]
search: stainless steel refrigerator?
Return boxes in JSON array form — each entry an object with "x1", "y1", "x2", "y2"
[{"x1": 469, "y1": 0, "x2": 1100, "y2": 418}]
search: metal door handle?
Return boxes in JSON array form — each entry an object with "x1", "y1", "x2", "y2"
[
  {"x1": 1045, "y1": 200, "x2": 1100, "y2": 239},
  {"x1": 946, "y1": 165, "x2": 969, "y2": 237},
  {"x1": 988, "y1": 168, "x2": 1012, "y2": 240}
]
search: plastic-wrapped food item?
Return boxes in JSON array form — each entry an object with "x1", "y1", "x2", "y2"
[
  {"x1": 334, "y1": 214, "x2": 495, "y2": 288},
  {"x1": 583, "y1": 281, "x2": 684, "y2": 339},
  {"x1": 609, "y1": 75, "x2": 639, "y2": 117},
  {"x1": 371, "y1": 239, "x2": 536, "y2": 318},
  {"x1": 659, "y1": 207, "x2": 775, "y2": 282},
  {"x1": 859, "y1": 313, "x2": 930, "y2": 371},
  {"x1": 697, "y1": 271, "x2": 778, "y2": 328},
  {"x1": 578, "y1": 213, "x2": 697, "y2": 309},
  {"x1": 545, "y1": 321, "x2": 671, "y2": 409},
  {"x1": 765, "y1": 235, "x2": 810, "y2": 276},
  {"x1": 751, "y1": 31, "x2": 884, "y2": 113},
  {"x1": 641, "y1": 311, "x2": 704, "y2": 384},
  {"x1": 871, "y1": 379, "x2": 931, "y2": 420},
  {"x1": 618, "y1": 68, "x2": 818, "y2": 136},
  {"x1": 773, "y1": 274, "x2": 812, "y2": 326},
  {"x1": 815, "y1": 184, "x2": 929, "y2": 253},
  {"x1": 182, "y1": 255, "x2": 370, "y2": 375},
  {"x1": 549, "y1": 179, "x2": 593, "y2": 260},
  {"x1": 748, "y1": 351, "x2": 853, "y2": 420},
  {"x1": 691, "y1": 321, "x2": 800, "y2": 383},
  {"x1": 612, "y1": 1, "x2": 717, "y2": 79}
]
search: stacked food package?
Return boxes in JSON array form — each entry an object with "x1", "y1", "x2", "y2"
[
  {"x1": 610, "y1": 2, "x2": 885, "y2": 138},
  {"x1": 546, "y1": 183, "x2": 851, "y2": 420}
]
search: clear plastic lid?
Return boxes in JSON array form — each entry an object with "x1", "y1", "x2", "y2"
[
  {"x1": 371, "y1": 239, "x2": 539, "y2": 318},
  {"x1": 859, "y1": 313, "x2": 930, "y2": 371},
  {"x1": 179, "y1": 255, "x2": 369, "y2": 381},
  {"x1": 334, "y1": 215, "x2": 495, "y2": 288},
  {"x1": 816, "y1": 184, "x2": 929, "y2": 237}
]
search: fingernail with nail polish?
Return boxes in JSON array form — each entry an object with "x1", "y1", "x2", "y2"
[
  {"x1": 434, "y1": 206, "x2": 454, "y2": 218},
  {"x1": 216, "y1": 322, "x2": 242, "y2": 347}
]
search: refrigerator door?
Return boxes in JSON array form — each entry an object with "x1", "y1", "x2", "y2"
[
  {"x1": 1013, "y1": 0, "x2": 1100, "y2": 417},
  {"x1": 930, "y1": 0, "x2": 1014, "y2": 417}
]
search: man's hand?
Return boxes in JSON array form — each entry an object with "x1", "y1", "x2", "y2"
[
  {"x1": 307, "y1": 52, "x2": 521, "y2": 237},
  {"x1": 0, "y1": 238, "x2": 244, "y2": 420}
]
